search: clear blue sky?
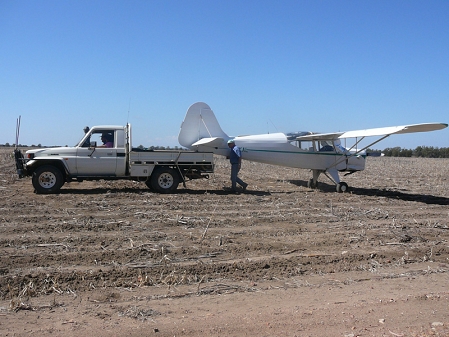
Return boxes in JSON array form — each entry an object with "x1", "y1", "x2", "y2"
[{"x1": 1, "y1": 0, "x2": 448, "y2": 149}]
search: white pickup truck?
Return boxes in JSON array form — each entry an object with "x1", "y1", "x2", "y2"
[{"x1": 14, "y1": 124, "x2": 214, "y2": 194}]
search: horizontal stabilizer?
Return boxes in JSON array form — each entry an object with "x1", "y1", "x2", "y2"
[{"x1": 191, "y1": 137, "x2": 225, "y2": 147}]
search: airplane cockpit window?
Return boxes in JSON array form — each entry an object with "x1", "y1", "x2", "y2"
[{"x1": 319, "y1": 140, "x2": 334, "y2": 152}]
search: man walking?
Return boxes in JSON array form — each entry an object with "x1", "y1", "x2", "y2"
[{"x1": 227, "y1": 139, "x2": 248, "y2": 193}]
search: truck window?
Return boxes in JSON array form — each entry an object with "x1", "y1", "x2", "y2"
[
  {"x1": 94, "y1": 131, "x2": 114, "y2": 148},
  {"x1": 116, "y1": 129, "x2": 125, "y2": 148}
]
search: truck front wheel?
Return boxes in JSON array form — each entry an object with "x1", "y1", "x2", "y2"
[
  {"x1": 150, "y1": 167, "x2": 180, "y2": 193},
  {"x1": 32, "y1": 165, "x2": 64, "y2": 194}
]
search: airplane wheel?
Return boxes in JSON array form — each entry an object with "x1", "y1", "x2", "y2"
[
  {"x1": 307, "y1": 179, "x2": 318, "y2": 189},
  {"x1": 336, "y1": 182, "x2": 349, "y2": 193}
]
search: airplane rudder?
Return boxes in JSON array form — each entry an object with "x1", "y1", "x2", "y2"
[
  {"x1": 179, "y1": 102, "x2": 212, "y2": 147},
  {"x1": 178, "y1": 102, "x2": 229, "y2": 147}
]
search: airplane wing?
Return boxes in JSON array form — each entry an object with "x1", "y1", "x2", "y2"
[
  {"x1": 340, "y1": 123, "x2": 448, "y2": 138},
  {"x1": 191, "y1": 137, "x2": 225, "y2": 147},
  {"x1": 296, "y1": 132, "x2": 343, "y2": 141},
  {"x1": 296, "y1": 123, "x2": 448, "y2": 141}
]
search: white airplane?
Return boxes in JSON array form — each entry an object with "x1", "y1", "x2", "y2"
[{"x1": 178, "y1": 102, "x2": 448, "y2": 192}]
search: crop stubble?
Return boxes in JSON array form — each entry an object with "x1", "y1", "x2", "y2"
[{"x1": 0, "y1": 149, "x2": 448, "y2": 336}]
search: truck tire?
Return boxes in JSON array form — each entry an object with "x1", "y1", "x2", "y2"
[
  {"x1": 32, "y1": 165, "x2": 64, "y2": 194},
  {"x1": 144, "y1": 179, "x2": 154, "y2": 191},
  {"x1": 150, "y1": 167, "x2": 179, "y2": 193}
]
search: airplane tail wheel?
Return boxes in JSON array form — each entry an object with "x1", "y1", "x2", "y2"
[
  {"x1": 336, "y1": 182, "x2": 349, "y2": 193},
  {"x1": 307, "y1": 179, "x2": 318, "y2": 189}
]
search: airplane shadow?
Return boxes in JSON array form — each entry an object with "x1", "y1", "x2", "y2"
[{"x1": 288, "y1": 180, "x2": 449, "y2": 205}]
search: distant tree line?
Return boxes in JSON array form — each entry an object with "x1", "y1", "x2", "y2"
[
  {"x1": 136, "y1": 145, "x2": 184, "y2": 151},
  {"x1": 0, "y1": 143, "x2": 185, "y2": 150},
  {"x1": 0, "y1": 143, "x2": 42, "y2": 148},
  {"x1": 369, "y1": 146, "x2": 449, "y2": 158}
]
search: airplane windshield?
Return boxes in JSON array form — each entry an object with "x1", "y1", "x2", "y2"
[
  {"x1": 286, "y1": 131, "x2": 312, "y2": 141},
  {"x1": 333, "y1": 139, "x2": 347, "y2": 153},
  {"x1": 285, "y1": 132, "x2": 348, "y2": 153},
  {"x1": 286, "y1": 132, "x2": 315, "y2": 151}
]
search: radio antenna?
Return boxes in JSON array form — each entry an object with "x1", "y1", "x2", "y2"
[
  {"x1": 14, "y1": 116, "x2": 26, "y2": 177},
  {"x1": 127, "y1": 98, "x2": 131, "y2": 124},
  {"x1": 15, "y1": 116, "x2": 21, "y2": 149},
  {"x1": 268, "y1": 118, "x2": 278, "y2": 133}
]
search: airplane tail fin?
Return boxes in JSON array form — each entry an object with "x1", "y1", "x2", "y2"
[{"x1": 178, "y1": 102, "x2": 229, "y2": 151}]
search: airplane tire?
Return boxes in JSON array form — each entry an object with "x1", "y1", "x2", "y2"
[
  {"x1": 150, "y1": 167, "x2": 180, "y2": 193},
  {"x1": 336, "y1": 182, "x2": 349, "y2": 193},
  {"x1": 32, "y1": 165, "x2": 64, "y2": 194}
]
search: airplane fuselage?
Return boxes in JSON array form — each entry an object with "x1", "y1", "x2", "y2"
[
  {"x1": 240, "y1": 133, "x2": 367, "y2": 172},
  {"x1": 200, "y1": 132, "x2": 367, "y2": 173}
]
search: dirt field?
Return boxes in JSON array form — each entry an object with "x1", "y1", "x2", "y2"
[{"x1": 1, "y1": 148, "x2": 448, "y2": 337}]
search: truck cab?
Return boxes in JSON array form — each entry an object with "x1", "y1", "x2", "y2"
[{"x1": 74, "y1": 125, "x2": 128, "y2": 176}]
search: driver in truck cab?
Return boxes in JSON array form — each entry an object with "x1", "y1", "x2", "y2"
[{"x1": 97, "y1": 132, "x2": 114, "y2": 148}]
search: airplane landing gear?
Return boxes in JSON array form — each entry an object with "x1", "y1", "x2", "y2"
[
  {"x1": 307, "y1": 169, "x2": 323, "y2": 190},
  {"x1": 308, "y1": 169, "x2": 349, "y2": 192},
  {"x1": 336, "y1": 182, "x2": 349, "y2": 193}
]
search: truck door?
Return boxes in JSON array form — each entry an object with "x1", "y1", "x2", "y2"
[{"x1": 76, "y1": 131, "x2": 118, "y2": 176}]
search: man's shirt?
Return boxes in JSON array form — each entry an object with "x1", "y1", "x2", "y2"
[{"x1": 229, "y1": 146, "x2": 241, "y2": 164}]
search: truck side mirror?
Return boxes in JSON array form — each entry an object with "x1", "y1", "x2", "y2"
[{"x1": 89, "y1": 141, "x2": 97, "y2": 148}]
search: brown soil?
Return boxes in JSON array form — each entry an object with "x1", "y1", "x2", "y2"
[{"x1": 1, "y1": 149, "x2": 448, "y2": 336}]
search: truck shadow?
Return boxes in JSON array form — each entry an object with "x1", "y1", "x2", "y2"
[
  {"x1": 58, "y1": 188, "x2": 271, "y2": 196},
  {"x1": 289, "y1": 179, "x2": 449, "y2": 205}
]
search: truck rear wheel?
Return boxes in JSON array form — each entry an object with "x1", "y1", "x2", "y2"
[
  {"x1": 144, "y1": 179, "x2": 154, "y2": 191},
  {"x1": 32, "y1": 165, "x2": 64, "y2": 194},
  {"x1": 150, "y1": 167, "x2": 179, "y2": 193}
]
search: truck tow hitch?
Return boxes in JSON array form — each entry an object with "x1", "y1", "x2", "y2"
[{"x1": 14, "y1": 149, "x2": 26, "y2": 178}]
